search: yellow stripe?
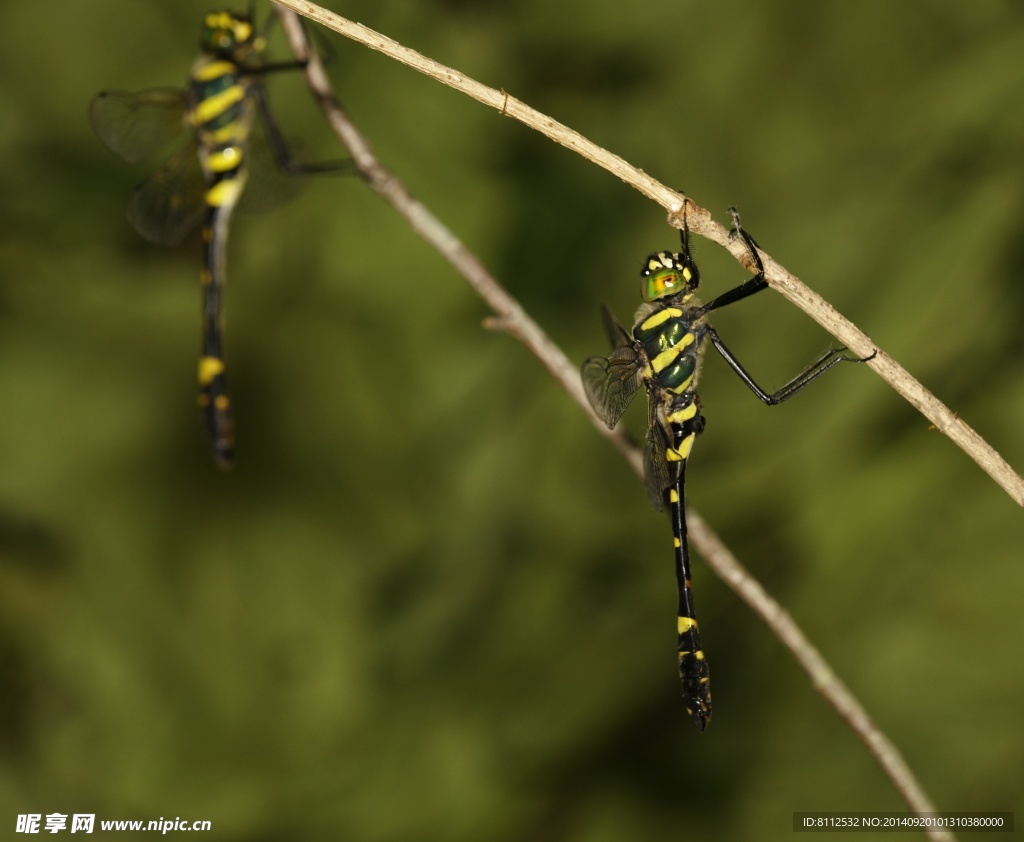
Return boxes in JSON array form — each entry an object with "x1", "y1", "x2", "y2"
[
  {"x1": 673, "y1": 537, "x2": 681, "y2": 548},
  {"x1": 205, "y1": 178, "x2": 244, "y2": 208},
  {"x1": 207, "y1": 123, "x2": 240, "y2": 144},
  {"x1": 198, "y1": 356, "x2": 225, "y2": 385},
  {"x1": 669, "y1": 375, "x2": 694, "y2": 394},
  {"x1": 640, "y1": 307, "x2": 683, "y2": 332},
  {"x1": 666, "y1": 447, "x2": 683, "y2": 462},
  {"x1": 669, "y1": 489, "x2": 679, "y2": 504},
  {"x1": 192, "y1": 60, "x2": 237, "y2": 83},
  {"x1": 654, "y1": 335, "x2": 695, "y2": 375},
  {"x1": 205, "y1": 147, "x2": 243, "y2": 173},
  {"x1": 205, "y1": 11, "x2": 229, "y2": 29},
  {"x1": 651, "y1": 347, "x2": 679, "y2": 373},
  {"x1": 677, "y1": 433, "x2": 696, "y2": 460},
  {"x1": 667, "y1": 403, "x2": 698, "y2": 424},
  {"x1": 678, "y1": 616, "x2": 698, "y2": 634},
  {"x1": 192, "y1": 85, "x2": 245, "y2": 126}
]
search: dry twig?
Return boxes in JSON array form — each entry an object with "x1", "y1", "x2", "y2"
[{"x1": 274, "y1": 5, "x2": 958, "y2": 839}]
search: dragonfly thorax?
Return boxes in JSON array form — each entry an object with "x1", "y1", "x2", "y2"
[{"x1": 633, "y1": 302, "x2": 705, "y2": 397}]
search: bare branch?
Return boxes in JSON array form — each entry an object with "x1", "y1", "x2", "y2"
[
  {"x1": 274, "y1": 6, "x2": 956, "y2": 838},
  {"x1": 273, "y1": 0, "x2": 1022, "y2": 510}
]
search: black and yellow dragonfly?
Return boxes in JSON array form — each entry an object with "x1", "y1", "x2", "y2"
[
  {"x1": 90, "y1": 8, "x2": 347, "y2": 468},
  {"x1": 582, "y1": 209, "x2": 872, "y2": 730}
]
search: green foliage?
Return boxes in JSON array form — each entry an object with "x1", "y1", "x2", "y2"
[{"x1": 1, "y1": 0, "x2": 1022, "y2": 838}]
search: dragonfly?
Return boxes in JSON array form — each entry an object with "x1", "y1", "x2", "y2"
[
  {"x1": 89, "y1": 8, "x2": 348, "y2": 469},
  {"x1": 581, "y1": 208, "x2": 873, "y2": 730}
]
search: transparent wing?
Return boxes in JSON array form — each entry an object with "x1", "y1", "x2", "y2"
[
  {"x1": 89, "y1": 88, "x2": 188, "y2": 165},
  {"x1": 643, "y1": 410, "x2": 671, "y2": 513},
  {"x1": 127, "y1": 143, "x2": 205, "y2": 246},
  {"x1": 581, "y1": 343, "x2": 643, "y2": 429},
  {"x1": 236, "y1": 130, "x2": 303, "y2": 215},
  {"x1": 600, "y1": 303, "x2": 633, "y2": 350}
]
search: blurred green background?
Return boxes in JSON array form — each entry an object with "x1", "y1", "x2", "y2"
[{"x1": 1, "y1": 0, "x2": 1022, "y2": 839}]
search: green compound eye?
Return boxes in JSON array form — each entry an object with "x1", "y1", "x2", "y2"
[{"x1": 641, "y1": 252, "x2": 693, "y2": 302}]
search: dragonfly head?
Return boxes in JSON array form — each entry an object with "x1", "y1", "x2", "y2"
[
  {"x1": 640, "y1": 250, "x2": 700, "y2": 302},
  {"x1": 201, "y1": 10, "x2": 260, "y2": 57}
]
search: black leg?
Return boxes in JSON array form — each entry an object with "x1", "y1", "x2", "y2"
[
  {"x1": 700, "y1": 207, "x2": 769, "y2": 314},
  {"x1": 251, "y1": 85, "x2": 353, "y2": 176},
  {"x1": 252, "y1": 60, "x2": 309, "y2": 74},
  {"x1": 707, "y1": 325, "x2": 874, "y2": 406},
  {"x1": 678, "y1": 199, "x2": 692, "y2": 257}
]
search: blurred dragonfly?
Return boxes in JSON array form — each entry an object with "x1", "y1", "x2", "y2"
[{"x1": 90, "y1": 8, "x2": 350, "y2": 468}]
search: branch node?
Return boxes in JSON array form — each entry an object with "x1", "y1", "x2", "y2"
[{"x1": 482, "y1": 314, "x2": 514, "y2": 335}]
